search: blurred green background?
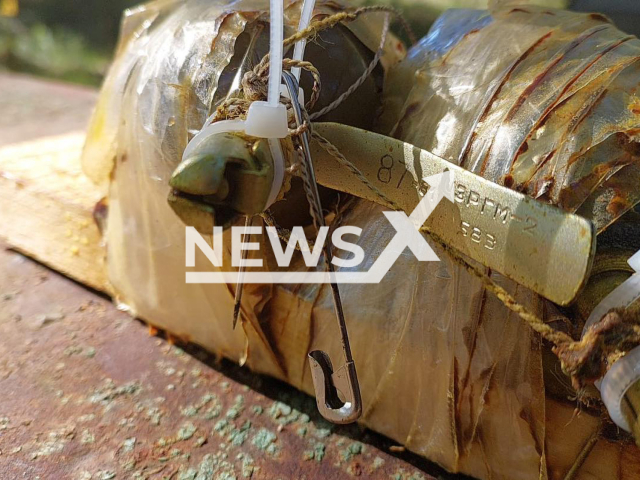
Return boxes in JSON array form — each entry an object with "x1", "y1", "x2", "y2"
[
  {"x1": 0, "y1": 0, "x2": 138, "y2": 84},
  {"x1": 0, "y1": 0, "x2": 638, "y2": 86}
]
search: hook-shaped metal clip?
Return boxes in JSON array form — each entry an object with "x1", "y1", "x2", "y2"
[
  {"x1": 308, "y1": 351, "x2": 362, "y2": 424},
  {"x1": 281, "y1": 70, "x2": 362, "y2": 424}
]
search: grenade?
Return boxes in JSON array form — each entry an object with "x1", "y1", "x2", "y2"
[
  {"x1": 379, "y1": 4, "x2": 640, "y2": 478},
  {"x1": 83, "y1": 0, "x2": 640, "y2": 479},
  {"x1": 165, "y1": 4, "x2": 388, "y2": 230}
]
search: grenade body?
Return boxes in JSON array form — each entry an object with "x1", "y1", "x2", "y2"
[
  {"x1": 83, "y1": 1, "x2": 640, "y2": 479},
  {"x1": 380, "y1": 5, "x2": 640, "y2": 478}
]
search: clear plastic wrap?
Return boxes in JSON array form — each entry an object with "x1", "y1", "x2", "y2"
[
  {"x1": 387, "y1": 4, "x2": 640, "y2": 233},
  {"x1": 82, "y1": 0, "x2": 400, "y2": 371},
  {"x1": 82, "y1": 1, "x2": 639, "y2": 479}
]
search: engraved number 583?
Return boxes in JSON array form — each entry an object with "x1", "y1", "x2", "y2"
[{"x1": 461, "y1": 221, "x2": 496, "y2": 250}]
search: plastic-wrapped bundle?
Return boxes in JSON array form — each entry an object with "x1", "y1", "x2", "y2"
[
  {"x1": 82, "y1": 0, "x2": 640, "y2": 479},
  {"x1": 81, "y1": 0, "x2": 406, "y2": 370},
  {"x1": 379, "y1": 1, "x2": 640, "y2": 478},
  {"x1": 385, "y1": 1, "x2": 640, "y2": 234}
]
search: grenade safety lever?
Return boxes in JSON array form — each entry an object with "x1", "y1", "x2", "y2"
[{"x1": 306, "y1": 123, "x2": 596, "y2": 306}]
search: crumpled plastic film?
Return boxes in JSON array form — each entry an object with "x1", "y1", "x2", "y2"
[
  {"x1": 390, "y1": 5, "x2": 640, "y2": 233},
  {"x1": 82, "y1": 0, "x2": 399, "y2": 367},
  {"x1": 378, "y1": 3, "x2": 640, "y2": 478},
  {"x1": 308, "y1": 201, "x2": 547, "y2": 479},
  {"x1": 82, "y1": 0, "x2": 631, "y2": 479}
]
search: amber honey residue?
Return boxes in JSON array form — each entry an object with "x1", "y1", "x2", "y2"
[
  {"x1": 588, "y1": 13, "x2": 610, "y2": 23},
  {"x1": 608, "y1": 195, "x2": 632, "y2": 217}
]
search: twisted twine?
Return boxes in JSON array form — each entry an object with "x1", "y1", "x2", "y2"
[
  {"x1": 260, "y1": 210, "x2": 313, "y2": 252},
  {"x1": 211, "y1": 5, "x2": 411, "y2": 131},
  {"x1": 309, "y1": 11, "x2": 391, "y2": 120},
  {"x1": 207, "y1": 1, "x2": 640, "y2": 393},
  {"x1": 312, "y1": 132, "x2": 640, "y2": 391}
]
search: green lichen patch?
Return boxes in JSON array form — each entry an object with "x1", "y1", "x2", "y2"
[
  {"x1": 390, "y1": 470, "x2": 428, "y2": 480},
  {"x1": 267, "y1": 401, "x2": 300, "y2": 425},
  {"x1": 241, "y1": 456, "x2": 256, "y2": 478},
  {"x1": 203, "y1": 404, "x2": 222, "y2": 420},
  {"x1": 213, "y1": 419, "x2": 232, "y2": 437},
  {"x1": 145, "y1": 407, "x2": 163, "y2": 426},
  {"x1": 88, "y1": 380, "x2": 142, "y2": 405},
  {"x1": 122, "y1": 437, "x2": 137, "y2": 452},
  {"x1": 32, "y1": 426, "x2": 75, "y2": 459},
  {"x1": 80, "y1": 429, "x2": 95, "y2": 444},
  {"x1": 181, "y1": 406, "x2": 199, "y2": 417},
  {"x1": 250, "y1": 406, "x2": 263, "y2": 416},
  {"x1": 182, "y1": 393, "x2": 220, "y2": 418},
  {"x1": 225, "y1": 395, "x2": 245, "y2": 420},
  {"x1": 157, "y1": 422, "x2": 199, "y2": 448},
  {"x1": 250, "y1": 428, "x2": 276, "y2": 452},
  {"x1": 303, "y1": 442, "x2": 325, "y2": 462},
  {"x1": 178, "y1": 468, "x2": 198, "y2": 480},
  {"x1": 63, "y1": 345, "x2": 84, "y2": 356},
  {"x1": 227, "y1": 420, "x2": 251, "y2": 447},
  {"x1": 372, "y1": 456, "x2": 385, "y2": 470},
  {"x1": 177, "y1": 422, "x2": 197, "y2": 441},
  {"x1": 341, "y1": 441, "x2": 364, "y2": 462},
  {"x1": 195, "y1": 454, "x2": 215, "y2": 480},
  {"x1": 313, "y1": 427, "x2": 331, "y2": 439}
]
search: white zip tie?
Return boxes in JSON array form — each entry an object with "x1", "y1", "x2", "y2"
[{"x1": 182, "y1": 0, "x2": 290, "y2": 209}]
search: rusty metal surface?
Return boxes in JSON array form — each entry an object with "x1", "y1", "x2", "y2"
[
  {"x1": 0, "y1": 240, "x2": 444, "y2": 479},
  {"x1": 0, "y1": 73, "x2": 97, "y2": 146}
]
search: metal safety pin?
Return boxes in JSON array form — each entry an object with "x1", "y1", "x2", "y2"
[
  {"x1": 233, "y1": 215, "x2": 253, "y2": 330},
  {"x1": 281, "y1": 70, "x2": 362, "y2": 424}
]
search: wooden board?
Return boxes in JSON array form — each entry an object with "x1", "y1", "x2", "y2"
[
  {"x1": 0, "y1": 73, "x2": 97, "y2": 147},
  {"x1": 0, "y1": 132, "x2": 110, "y2": 293},
  {"x1": 0, "y1": 73, "x2": 108, "y2": 292}
]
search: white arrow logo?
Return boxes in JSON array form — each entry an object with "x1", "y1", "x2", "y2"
[{"x1": 186, "y1": 170, "x2": 455, "y2": 284}]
